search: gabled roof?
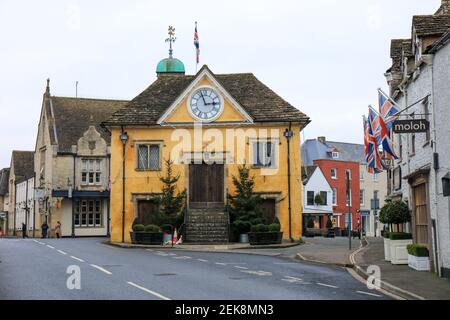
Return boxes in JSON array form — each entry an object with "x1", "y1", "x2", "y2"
[
  {"x1": 412, "y1": 15, "x2": 450, "y2": 38},
  {"x1": 427, "y1": 28, "x2": 450, "y2": 53},
  {"x1": 390, "y1": 39, "x2": 407, "y2": 72},
  {"x1": 48, "y1": 97, "x2": 129, "y2": 152},
  {"x1": 301, "y1": 139, "x2": 365, "y2": 166},
  {"x1": 0, "y1": 168, "x2": 10, "y2": 196},
  {"x1": 103, "y1": 65, "x2": 310, "y2": 126},
  {"x1": 11, "y1": 151, "x2": 34, "y2": 183}
]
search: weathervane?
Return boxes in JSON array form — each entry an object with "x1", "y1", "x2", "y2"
[{"x1": 165, "y1": 26, "x2": 177, "y2": 58}]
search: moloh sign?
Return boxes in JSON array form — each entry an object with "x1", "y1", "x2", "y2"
[{"x1": 392, "y1": 119, "x2": 430, "y2": 133}]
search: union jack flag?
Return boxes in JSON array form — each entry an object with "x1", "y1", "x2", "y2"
[
  {"x1": 367, "y1": 107, "x2": 386, "y2": 173},
  {"x1": 363, "y1": 116, "x2": 374, "y2": 174},
  {"x1": 194, "y1": 22, "x2": 200, "y2": 64},
  {"x1": 378, "y1": 89, "x2": 400, "y2": 129},
  {"x1": 378, "y1": 112, "x2": 398, "y2": 160}
]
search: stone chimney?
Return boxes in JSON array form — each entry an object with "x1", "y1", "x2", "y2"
[
  {"x1": 318, "y1": 136, "x2": 326, "y2": 144},
  {"x1": 436, "y1": 0, "x2": 450, "y2": 15}
]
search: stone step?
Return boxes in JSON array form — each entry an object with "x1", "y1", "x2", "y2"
[
  {"x1": 186, "y1": 236, "x2": 229, "y2": 243},
  {"x1": 187, "y1": 227, "x2": 228, "y2": 232}
]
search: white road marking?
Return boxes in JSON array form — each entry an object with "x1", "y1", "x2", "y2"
[
  {"x1": 167, "y1": 253, "x2": 177, "y2": 256},
  {"x1": 356, "y1": 290, "x2": 383, "y2": 298},
  {"x1": 241, "y1": 270, "x2": 273, "y2": 276},
  {"x1": 234, "y1": 266, "x2": 248, "y2": 270},
  {"x1": 57, "y1": 250, "x2": 67, "y2": 255},
  {"x1": 33, "y1": 239, "x2": 39, "y2": 243},
  {"x1": 70, "y1": 256, "x2": 85, "y2": 263},
  {"x1": 173, "y1": 256, "x2": 192, "y2": 260},
  {"x1": 90, "y1": 264, "x2": 112, "y2": 275},
  {"x1": 197, "y1": 259, "x2": 208, "y2": 262},
  {"x1": 156, "y1": 252, "x2": 170, "y2": 256},
  {"x1": 146, "y1": 249, "x2": 154, "y2": 252},
  {"x1": 215, "y1": 262, "x2": 227, "y2": 266},
  {"x1": 317, "y1": 282, "x2": 339, "y2": 289},
  {"x1": 46, "y1": 245, "x2": 55, "y2": 249},
  {"x1": 127, "y1": 281, "x2": 171, "y2": 300},
  {"x1": 282, "y1": 276, "x2": 303, "y2": 284}
]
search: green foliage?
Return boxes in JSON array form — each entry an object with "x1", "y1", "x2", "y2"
[
  {"x1": 389, "y1": 232, "x2": 413, "y2": 240},
  {"x1": 383, "y1": 231, "x2": 391, "y2": 239},
  {"x1": 228, "y1": 165, "x2": 263, "y2": 237},
  {"x1": 407, "y1": 244, "x2": 429, "y2": 257},
  {"x1": 273, "y1": 217, "x2": 281, "y2": 225},
  {"x1": 307, "y1": 216, "x2": 315, "y2": 229},
  {"x1": 144, "y1": 224, "x2": 161, "y2": 233},
  {"x1": 379, "y1": 201, "x2": 411, "y2": 229},
  {"x1": 268, "y1": 223, "x2": 281, "y2": 232},
  {"x1": 133, "y1": 224, "x2": 145, "y2": 232},
  {"x1": 251, "y1": 224, "x2": 270, "y2": 233},
  {"x1": 232, "y1": 220, "x2": 252, "y2": 235},
  {"x1": 132, "y1": 218, "x2": 139, "y2": 228},
  {"x1": 314, "y1": 194, "x2": 324, "y2": 205},
  {"x1": 154, "y1": 158, "x2": 186, "y2": 229}
]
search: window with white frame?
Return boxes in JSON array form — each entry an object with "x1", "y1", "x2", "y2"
[
  {"x1": 373, "y1": 172, "x2": 378, "y2": 182},
  {"x1": 360, "y1": 167, "x2": 365, "y2": 181},
  {"x1": 306, "y1": 191, "x2": 315, "y2": 206},
  {"x1": 331, "y1": 168, "x2": 337, "y2": 180},
  {"x1": 252, "y1": 140, "x2": 276, "y2": 168},
  {"x1": 74, "y1": 199, "x2": 102, "y2": 228},
  {"x1": 137, "y1": 144, "x2": 161, "y2": 170},
  {"x1": 360, "y1": 189, "x2": 365, "y2": 206},
  {"x1": 346, "y1": 169, "x2": 351, "y2": 180},
  {"x1": 332, "y1": 188, "x2": 337, "y2": 205},
  {"x1": 332, "y1": 152, "x2": 339, "y2": 159},
  {"x1": 82, "y1": 159, "x2": 102, "y2": 185}
]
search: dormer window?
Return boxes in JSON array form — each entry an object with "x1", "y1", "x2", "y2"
[{"x1": 332, "y1": 152, "x2": 339, "y2": 159}]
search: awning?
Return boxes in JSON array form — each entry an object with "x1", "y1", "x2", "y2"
[{"x1": 52, "y1": 190, "x2": 110, "y2": 199}]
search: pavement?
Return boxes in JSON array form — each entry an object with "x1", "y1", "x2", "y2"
[
  {"x1": 352, "y1": 237, "x2": 450, "y2": 300},
  {"x1": 0, "y1": 237, "x2": 390, "y2": 300}
]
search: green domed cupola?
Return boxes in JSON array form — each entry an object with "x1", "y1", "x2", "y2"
[
  {"x1": 156, "y1": 26, "x2": 185, "y2": 75},
  {"x1": 156, "y1": 58, "x2": 185, "y2": 74}
]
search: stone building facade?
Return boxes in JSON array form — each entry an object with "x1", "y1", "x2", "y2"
[
  {"x1": 33, "y1": 80, "x2": 128, "y2": 237},
  {"x1": 384, "y1": 0, "x2": 450, "y2": 277},
  {"x1": 0, "y1": 168, "x2": 10, "y2": 234}
]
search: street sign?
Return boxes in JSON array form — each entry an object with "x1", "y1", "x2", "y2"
[
  {"x1": 0, "y1": 212, "x2": 6, "y2": 219},
  {"x1": 392, "y1": 119, "x2": 429, "y2": 133}
]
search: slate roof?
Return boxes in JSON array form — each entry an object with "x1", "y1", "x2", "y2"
[
  {"x1": 0, "y1": 168, "x2": 10, "y2": 196},
  {"x1": 301, "y1": 166, "x2": 317, "y2": 185},
  {"x1": 11, "y1": 151, "x2": 34, "y2": 183},
  {"x1": 48, "y1": 97, "x2": 129, "y2": 152},
  {"x1": 412, "y1": 15, "x2": 450, "y2": 38},
  {"x1": 103, "y1": 66, "x2": 310, "y2": 126},
  {"x1": 301, "y1": 139, "x2": 366, "y2": 166},
  {"x1": 390, "y1": 39, "x2": 408, "y2": 72}
]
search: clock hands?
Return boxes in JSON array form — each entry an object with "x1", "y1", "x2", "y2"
[{"x1": 200, "y1": 92, "x2": 207, "y2": 104}]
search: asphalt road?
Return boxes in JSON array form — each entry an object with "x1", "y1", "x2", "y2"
[{"x1": 0, "y1": 238, "x2": 390, "y2": 300}]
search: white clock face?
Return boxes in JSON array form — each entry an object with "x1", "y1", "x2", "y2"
[{"x1": 189, "y1": 87, "x2": 223, "y2": 121}]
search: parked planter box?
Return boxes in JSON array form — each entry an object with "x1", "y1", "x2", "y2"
[
  {"x1": 408, "y1": 254, "x2": 430, "y2": 271},
  {"x1": 248, "y1": 232, "x2": 283, "y2": 245},
  {"x1": 390, "y1": 239, "x2": 413, "y2": 265},
  {"x1": 384, "y1": 238, "x2": 391, "y2": 261},
  {"x1": 130, "y1": 232, "x2": 164, "y2": 245}
]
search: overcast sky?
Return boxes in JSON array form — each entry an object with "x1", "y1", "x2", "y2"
[{"x1": 0, "y1": 0, "x2": 441, "y2": 168}]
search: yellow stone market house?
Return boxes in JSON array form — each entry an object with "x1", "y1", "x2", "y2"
[{"x1": 103, "y1": 53, "x2": 310, "y2": 244}]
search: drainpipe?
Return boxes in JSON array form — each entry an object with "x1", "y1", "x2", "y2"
[
  {"x1": 33, "y1": 173, "x2": 36, "y2": 238},
  {"x1": 71, "y1": 154, "x2": 76, "y2": 238},
  {"x1": 107, "y1": 154, "x2": 111, "y2": 238},
  {"x1": 284, "y1": 123, "x2": 294, "y2": 242},
  {"x1": 429, "y1": 57, "x2": 442, "y2": 276},
  {"x1": 120, "y1": 127, "x2": 129, "y2": 243},
  {"x1": 13, "y1": 183, "x2": 17, "y2": 236}
]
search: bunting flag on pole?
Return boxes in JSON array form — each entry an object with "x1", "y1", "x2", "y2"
[
  {"x1": 363, "y1": 116, "x2": 374, "y2": 174},
  {"x1": 194, "y1": 22, "x2": 200, "y2": 65},
  {"x1": 367, "y1": 107, "x2": 386, "y2": 173},
  {"x1": 378, "y1": 89, "x2": 400, "y2": 129}
]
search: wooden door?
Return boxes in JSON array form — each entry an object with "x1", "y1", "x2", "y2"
[
  {"x1": 261, "y1": 199, "x2": 276, "y2": 224},
  {"x1": 413, "y1": 184, "x2": 429, "y2": 245},
  {"x1": 189, "y1": 163, "x2": 224, "y2": 208},
  {"x1": 138, "y1": 200, "x2": 159, "y2": 225}
]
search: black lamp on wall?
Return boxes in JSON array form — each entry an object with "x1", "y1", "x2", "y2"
[{"x1": 442, "y1": 172, "x2": 450, "y2": 197}]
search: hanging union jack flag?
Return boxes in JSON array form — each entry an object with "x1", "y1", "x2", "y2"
[
  {"x1": 378, "y1": 89, "x2": 400, "y2": 129},
  {"x1": 194, "y1": 22, "x2": 200, "y2": 64},
  {"x1": 367, "y1": 107, "x2": 386, "y2": 173}
]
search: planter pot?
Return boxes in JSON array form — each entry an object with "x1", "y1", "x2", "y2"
[
  {"x1": 130, "y1": 232, "x2": 164, "y2": 245},
  {"x1": 383, "y1": 238, "x2": 391, "y2": 261},
  {"x1": 408, "y1": 254, "x2": 430, "y2": 271},
  {"x1": 239, "y1": 234, "x2": 249, "y2": 243},
  {"x1": 390, "y1": 239, "x2": 413, "y2": 265},
  {"x1": 248, "y1": 232, "x2": 283, "y2": 245}
]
